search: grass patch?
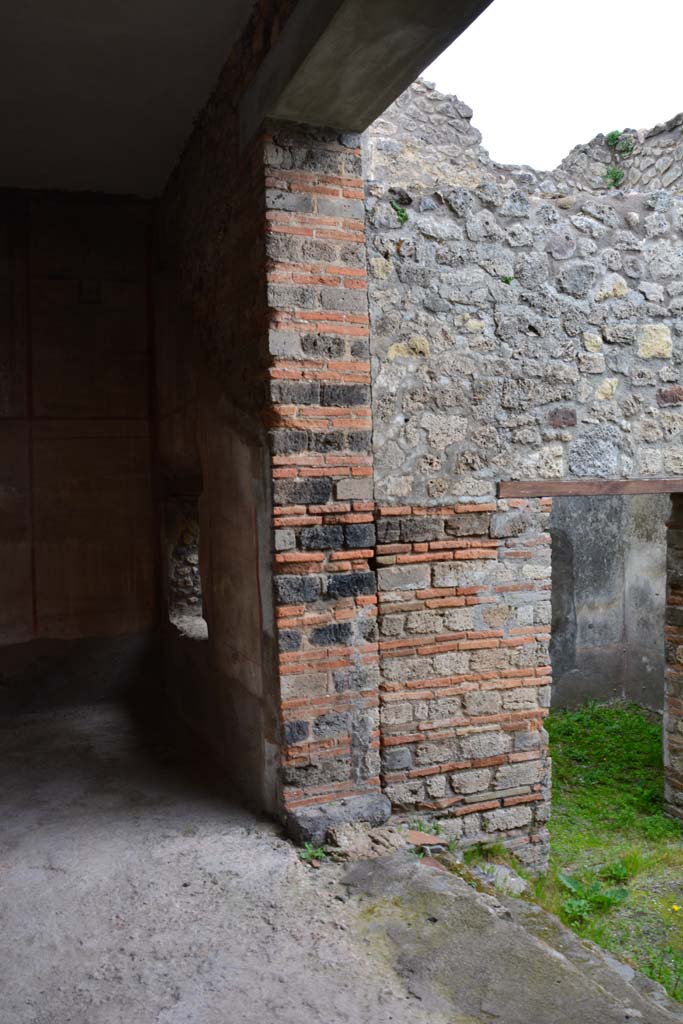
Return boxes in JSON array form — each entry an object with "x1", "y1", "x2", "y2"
[
  {"x1": 464, "y1": 840, "x2": 512, "y2": 867},
  {"x1": 536, "y1": 702, "x2": 683, "y2": 1000},
  {"x1": 409, "y1": 817, "x2": 444, "y2": 836}
]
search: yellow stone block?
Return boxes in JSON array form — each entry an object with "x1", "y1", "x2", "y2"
[
  {"x1": 596, "y1": 378, "x2": 618, "y2": 400},
  {"x1": 387, "y1": 335, "x2": 430, "y2": 360},
  {"x1": 595, "y1": 274, "x2": 628, "y2": 301},
  {"x1": 583, "y1": 331, "x2": 603, "y2": 352},
  {"x1": 370, "y1": 257, "x2": 392, "y2": 280},
  {"x1": 637, "y1": 323, "x2": 673, "y2": 359}
]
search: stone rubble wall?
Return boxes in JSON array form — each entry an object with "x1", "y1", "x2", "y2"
[
  {"x1": 368, "y1": 80, "x2": 683, "y2": 195},
  {"x1": 364, "y1": 82, "x2": 683, "y2": 862},
  {"x1": 164, "y1": 501, "x2": 203, "y2": 621},
  {"x1": 557, "y1": 113, "x2": 683, "y2": 195},
  {"x1": 366, "y1": 81, "x2": 493, "y2": 191},
  {"x1": 368, "y1": 100, "x2": 683, "y2": 506}
]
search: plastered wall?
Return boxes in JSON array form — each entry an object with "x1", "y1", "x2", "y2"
[
  {"x1": 0, "y1": 194, "x2": 157, "y2": 712},
  {"x1": 551, "y1": 494, "x2": 668, "y2": 712}
]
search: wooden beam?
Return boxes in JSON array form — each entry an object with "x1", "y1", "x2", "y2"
[{"x1": 498, "y1": 479, "x2": 683, "y2": 499}]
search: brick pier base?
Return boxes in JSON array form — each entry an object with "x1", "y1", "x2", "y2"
[
  {"x1": 666, "y1": 494, "x2": 683, "y2": 821},
  {"x1": 376, "y1": 498, "x2": 552, "y2": 871}
]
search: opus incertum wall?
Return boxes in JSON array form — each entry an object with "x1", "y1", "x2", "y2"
[
  {"x1": 157, "y1": 53, "x2": 683, "y2": 860},
  {"x1": 363, "y1": 82, "x2": 683, "y2": 867}
]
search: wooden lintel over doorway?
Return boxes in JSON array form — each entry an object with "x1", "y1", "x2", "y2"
[{"x1": 498, "y1": 479, "x2": 683, "y2": 499}]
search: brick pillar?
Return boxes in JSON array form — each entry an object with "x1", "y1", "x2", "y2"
[
  {"x1": 665, "y1": 494, "x2": 683, "y2": 821},
  {"x1": 376, "y1": 498, "x2": 552, "y2": 870},
  {"x1": 264, "y1": 122, "x2": 389, "y2": 842}
]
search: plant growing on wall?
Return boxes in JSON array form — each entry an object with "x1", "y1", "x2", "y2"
[
  {"x1": 606, "y1": 165, "x2": 625, "y2": 188},
  {"x1": 604, "y1": 129, "x2": 634, "y2": 188},
  {"x1": 390, "y1": 198, "x2": 409, "y2": 225}
]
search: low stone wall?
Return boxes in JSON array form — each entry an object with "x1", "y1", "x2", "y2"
[{"x1": 557, "y1": 113, "x2": 683, "y2": 195}]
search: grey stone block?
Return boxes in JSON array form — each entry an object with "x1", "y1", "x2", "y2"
[
  {"x1": 377, "y1": 564, "x2": 430, "y2": 592},
  {"x1": 286, "y1": 793, "x2": 392, "y2": 845}
]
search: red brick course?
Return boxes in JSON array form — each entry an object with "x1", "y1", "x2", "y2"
[
  {"x1": 375, "y1": 499, "x2": 552, "y2": 857},
  {"x1": 666, "y1": 495, "x2": 683, "y2": 821},
  {"x1": 265, "y1": 123, "x2": 379, "y2": 816}
]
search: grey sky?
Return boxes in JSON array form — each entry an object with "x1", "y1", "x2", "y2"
[{"x1": 424, "y1": 0, "x2": 682, "y2": 170}]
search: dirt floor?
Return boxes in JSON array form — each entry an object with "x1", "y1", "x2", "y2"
[{"x1": 1, "y1": 703, "x2": 682, "y2": 1024}]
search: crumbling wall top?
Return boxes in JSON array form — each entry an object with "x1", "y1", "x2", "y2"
[{"x1": 368, "y1": 80, "x2": 683, "y2": 196}]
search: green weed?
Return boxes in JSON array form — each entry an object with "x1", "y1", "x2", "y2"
[
  {"x1": 605, "y1": 130, "x2": 634, "y2": 154},
  {"x1": 409, "y1": 817, "x2": 443, "y2": 836},
  {"x1": 641, "y1": 944, "x2": 683, "y2": 1000},
  {"x1": 606, "y1": 166, "x2": 625, "y2": 188},
  {"x1": 598, "y1": 860, "x2": 630, "y2": 885},
  {"x1": 558, "y1": 871, "x2": 628, "y2": 923},
  {"x1": 464, "y1": 841, "x2": 510, "y2": 866},
  {"x1": 299, "y1": 842, "x2": 327, "y2": 864},
  {"x1": 390, "y1": 199, "x2": 409, "y2": 226}
]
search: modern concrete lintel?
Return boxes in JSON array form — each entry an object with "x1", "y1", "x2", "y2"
[{"x1": 240, "y1": 0, "x2": 493, "y2": 142}]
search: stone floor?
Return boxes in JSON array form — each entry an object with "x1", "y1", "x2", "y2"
[
  {"x1": 1, "y1": 702, "x2": 682, "y2": 1024},
  {"x1": 0, "y1": 703, "x2": 413, "y2": 1024}
]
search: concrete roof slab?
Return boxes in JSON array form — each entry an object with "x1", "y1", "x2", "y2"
[{"x1": 0, "y1": 0, "x2": 256, "y2": 196}]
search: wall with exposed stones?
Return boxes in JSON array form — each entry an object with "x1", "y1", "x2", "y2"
[
  {"x1": 367, "y1": 80, "x2": 683, "y2": 197},
  {"x1": 375, "y1": 498, "x2": 552, "y2": 866},
  {"x1": 556, "y1": 113, "x2": 683, "y2": 195},
  {"x1": 364, "y1": 81, "x2": 683, "y2": 864},
  {"x1": 163, "y1": 499, "x2": 204, "y2": 630},
  {"x1": 367, "y1": 156, "x2": 683, "y2": 496}
]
